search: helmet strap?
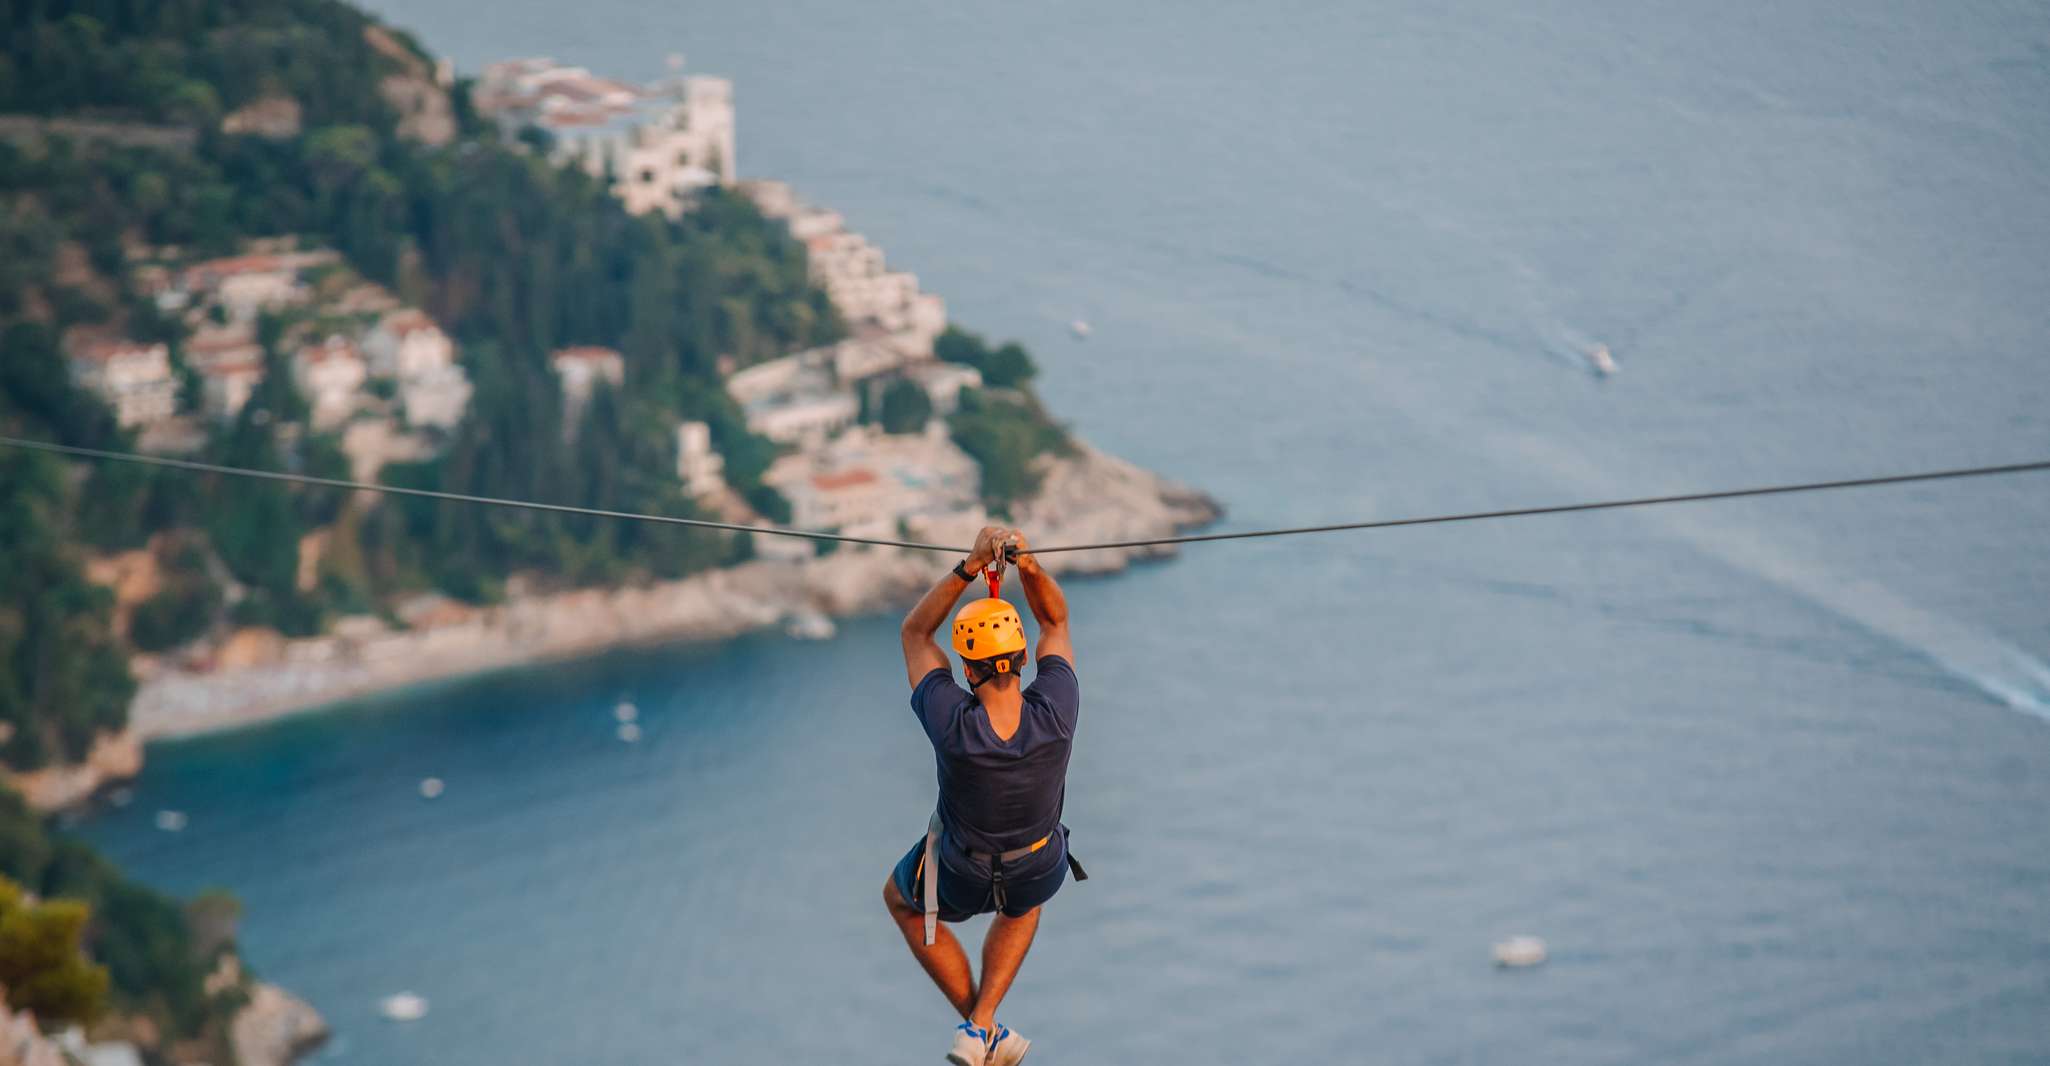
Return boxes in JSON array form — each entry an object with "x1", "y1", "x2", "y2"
[{"x1": 966, "y1": 652, "x2": 1020, "y2": 691}]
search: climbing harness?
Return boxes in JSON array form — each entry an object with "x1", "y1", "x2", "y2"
[
  {"x1": 921, "y1": 820, "x2": 1089, "y2": 945},
  {"x1": 922, "y1": 808, "x2": 942, "y2": 946}
]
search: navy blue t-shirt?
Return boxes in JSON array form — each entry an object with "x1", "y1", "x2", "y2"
[{"x1": 912, "y1": 655, "x2": 1080, "y2": 856}]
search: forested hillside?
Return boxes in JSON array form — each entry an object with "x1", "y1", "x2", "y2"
[{"x1": 0, "y1": 0, "x2": 846, "y2": 771}]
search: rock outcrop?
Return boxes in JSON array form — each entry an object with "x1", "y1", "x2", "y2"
[
  {"x1": 230, "y1": 984, "x2": 328, "y2": 1066},
  {"x1": 1013, "y1": 443, "x2": 1221, "y2": 574},
  {"x1": 1, "y1": 730, "x2": 142, "y2": 812}
]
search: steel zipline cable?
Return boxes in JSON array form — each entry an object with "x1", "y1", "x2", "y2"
[{"x1": 2, "y1": 434, "x2": 2046, "y2": 557}]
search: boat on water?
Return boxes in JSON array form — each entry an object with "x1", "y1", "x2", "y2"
[
  {"x1": 1587, "y1": 344, "x2": 1618, "y2": 376},
  {"x1": 613, "y1": 700, "x2": 639, "y2": 724},
  {"x1": 418, "y1": 777, "x2": 445, "y2": 799},
  {"x1": 380, "y1": 993, "x2": 429, "y2": 1021},
  {"x1": 616, "y1": 722, "x2": 643, "y2": 744},
  {"x1": 785, "y1": 611, "x2": 836, "y2": 640},
  {"x1": 1492, "y1": 935, "x2": 1548, "y2": 968},
  {"x1": 154, "y1": 810, "x2": 187, "y2": 832},
  {"x1": 1069, "y1": 319, "x2": 1092, "y2": 339}
]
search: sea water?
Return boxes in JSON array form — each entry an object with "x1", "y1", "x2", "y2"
[{"x1": 80, "y1": 1, "x2": 2050, "y2": 1062}]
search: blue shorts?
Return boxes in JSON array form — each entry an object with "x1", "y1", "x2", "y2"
[{"x1": 892, "y1": 828, "x2": 1070, "y2": 922}]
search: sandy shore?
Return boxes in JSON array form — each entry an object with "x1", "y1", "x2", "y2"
[{"x1": 128, "y1": 443, "x2": 1219, "y2": 743}]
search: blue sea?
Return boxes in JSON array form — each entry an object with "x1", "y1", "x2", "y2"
[{"x1": 79, "y1": 1, "x2": 2050, "y2": 1062}]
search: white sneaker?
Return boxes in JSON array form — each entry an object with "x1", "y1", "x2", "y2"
[
  {"x1": 947, "y1": 1021, "x2": 992, "y2": 1066},
  {"x1": 988, "y1": 1023, "x2": 1031, "y2": 1066}
]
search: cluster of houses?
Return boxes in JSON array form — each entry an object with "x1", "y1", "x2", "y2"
[
  {"x1": 64, "y1": 57, "x2": 1003, "y2": 558},
  {"x1": 723, "y1": 180, "x2": 992, "y2": 552},
  {"x1": 65, "y1": 247, "x2": 475, "y2": 480},
  {"x1": 422, "y1": 54, "x2": 995, "y2": 547},
  {"x1": 472, "y1": 55, "x2": 737, "y2": 220}
]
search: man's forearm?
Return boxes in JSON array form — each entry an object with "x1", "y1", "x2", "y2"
[
  {"x1": 902, "y1": 567, "x2": 972, "y2": 636},
  {"x1": 1017, "y1": 558, "x2": 1068, "y2": 627}
]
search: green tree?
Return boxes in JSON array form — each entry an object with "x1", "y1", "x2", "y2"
[
  {"x1": 934, "y1": 326, "x2": 1038, "y2": 387},
  {"x1": 129, "y1": 568, "x2": 223, "y2": 653},
  {"x1": 948, "y1": 388, "x2": 1071, "y2": 511},
  {"x1": 878, "y1": 377, "x2": 933, "y2": 434},
  {"x1": 0, "y1": 451, "x2": 136, "y2": 768},
  {"x1": 0, "y1": 876, "x2": 111, "y2": 1027}
]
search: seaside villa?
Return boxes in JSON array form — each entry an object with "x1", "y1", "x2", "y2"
[{"x1": 67, "y1": 340, "x2": 178, "y2": 428}]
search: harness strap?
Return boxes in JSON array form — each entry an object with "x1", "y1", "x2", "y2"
[
  {"x1": 922, "y1": 808, "x2": 942, "y2": 946},
  {"x1": 968, "y1": 833, "x2": 1051, "y2": 865},
  {"x1": 968, "y1": 832, "x2": 1089, "y2": 882}
]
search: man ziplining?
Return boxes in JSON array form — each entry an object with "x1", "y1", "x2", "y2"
[{"x1": 886, "y1": 525, "x2": 1086, "y2": 1066}]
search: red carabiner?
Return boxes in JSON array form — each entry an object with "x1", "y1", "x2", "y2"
[{"x1": 983, "y1": 538, "x2": 1015, "y2": 598}]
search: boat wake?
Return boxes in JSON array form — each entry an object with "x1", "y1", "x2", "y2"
[{"x1": 1499, "y1": 430, "x2": 2050, "y2": 721}]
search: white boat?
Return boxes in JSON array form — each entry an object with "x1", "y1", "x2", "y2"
[
  {"x1": 379, "y1": 993, "x2": 429, "y2": 1021},
  {"x1": 613, "y1": 700, "x2": 639, "y2": 724},
  {"x1": 1492, "y1": 935, "x2": 1548, "y2": 968},
  {"x1": 418, "y1": 777, "x2": 445, "y2": 800},
  {"x1": 785, "y1": 611, "x2": 836, "y2": 641},
  {"x1": 1587, "y1": 344, "x2": 1618, "y2": 376},
  {"x1": 154, "y1": 810, "x2": 187, "y2": 832},
  {"x1": 1069, "y1": 319, "x2": 1092, "y2": 339},
  {"x1": 616, "y1": 722, "x2": 643, "y2": 744}
]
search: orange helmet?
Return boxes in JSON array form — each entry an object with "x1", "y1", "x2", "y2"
[{"x1": 951, "y1": 597, "x2": 1026, "y2": 665}]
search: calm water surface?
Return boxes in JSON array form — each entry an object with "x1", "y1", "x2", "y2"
[{"x1": 82, "y1": 1, "x2": 2050, "y2": 1062}]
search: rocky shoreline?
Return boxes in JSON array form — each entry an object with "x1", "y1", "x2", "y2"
[{"x1": 7, "y1": 444, "x2": 1216, "y2": 810}]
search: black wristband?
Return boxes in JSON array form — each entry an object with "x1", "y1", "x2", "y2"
[{"x1": 952, "y1": 559, "x2": 977, "y2": 582}]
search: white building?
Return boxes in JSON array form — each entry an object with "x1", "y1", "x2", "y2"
[
  {"x1": 551, "y1": 345, "x2": 625, "y2": 434},
  {"x1": 198, "y1": 359, "x2": 265, "y2": 421},
  {"x1": 180, "y1": 255, "x2": 304, "y2": 322},
  {"x1": 765, "y1": 424, "x2": 979, "y2": 533},
  {"x1": 184, "y1": 327, "x2": 269, "y2": 421},
  {"x1": 903, "y1": 293, "x2": 948, "y2": 357},
  {"x1": 675, "y1": 420, "x2": 725, "y2": 496},
  {"x1": 364, "y1": 310, "x2": 455, "y2": 379},
  {"x1": 902, "y1": 360, "x2": 983, "y2": 414},
  {"x1": 399, "y1": 365, "x2": 473, "y2": 431},
  {"x1": 746, "y1": 183, "x2": 948, "y2": 358},
  {"x1": 834, "y1": 424, "x2": 980, "y2": 511},
  {"x1": 786, "y1": 207, "x2": 844, "y2": 242},
  {"x1": 474, "y1": 57, "x2": 735, "y2": 219},
  {"x1": 746, "y1": 392, "x2": 858, "y2": 448},
  {"x1": 183, "y1": 325, "x2": 262, "y2": 373},
  {"x1": 291, "y1": 336, "x2": 367, "y2": 430},
  {"x1": 725, "y1": 352, "x2": 816, "y2": 407},
  {"x1": 363, "y1": 310, "x2": 470, "y2": 430},
  {"x1": 68, "y1": 340, "x2": 177, "y2": 428},
  {"x1": 830, "y1": 334, "x2": 912, "y2": 383}
]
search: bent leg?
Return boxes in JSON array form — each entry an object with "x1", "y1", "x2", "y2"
[
  {"x1": 968, "y1": 905, "x2": 1040, "y2": 1031},
  {"x1": 884, "y1": 876, "x2": 977, "y2": 1019}
]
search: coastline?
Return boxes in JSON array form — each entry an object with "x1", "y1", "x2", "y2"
[{"x1": 12, "y1": 443, "x2": 1214, "y2": 806}]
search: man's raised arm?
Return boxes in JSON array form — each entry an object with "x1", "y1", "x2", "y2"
[
  {"x1": 1010, "y1": 531, "x2": 1073, "y2": 667},
  {"x1": 899, "y1": 525, "x2": 1006, "y2": 688}
]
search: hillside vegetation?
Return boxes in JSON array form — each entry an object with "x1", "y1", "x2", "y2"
[{"x1": 0, "y1": 0, "x2": 846, "y2": 769}]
